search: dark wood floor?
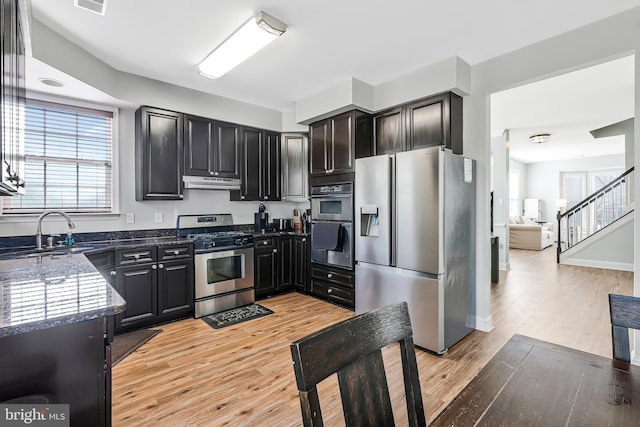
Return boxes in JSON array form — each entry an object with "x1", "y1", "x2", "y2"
[{"x1": 112, "y1": 245, "x2": 633, "y2": 426}]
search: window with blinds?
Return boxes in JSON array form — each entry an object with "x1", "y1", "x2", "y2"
[{"x1": 3, "y1": 98, "x2": 113, "y2": 213}]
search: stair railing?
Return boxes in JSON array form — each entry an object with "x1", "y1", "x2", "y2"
[{"x1": 557, "y1": 167, "x2": 634, "y2": 263}]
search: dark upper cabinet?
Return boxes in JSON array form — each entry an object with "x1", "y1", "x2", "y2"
[
  {"x1": 264, "y1": 131, "x2": 281, "y2": 200},
  {"x1": 0, "y1": 0, "x2": 26, "y2": 196},
  {"x1": 405, "y1": 92, "x2": 463, "y2": 154},
  {"x1": 309, "y1": 110, "x2": 372, "y2": 177},
  {"x1": 214, "y1": 120, "x2": 241, "y2": 178},
  {"x1": 281, "y1": 133, "x2": 308, "y2": 202},
  {"x1": 183, "y1": 116, "x2": 241, "y2": 179},
  {"x1": 135, "y1": 107, "x2": 184, "y2": 200},
  {"x1": 309, "y1": 120, "x2": 328, "y2": 175},
  {"x1": 230, "y1": 127, "x2": 280, "y2": 201},
  {"x1": 374, "y1": 106, "x2": 404, "y2": 155},
  {"x1": 183, "y1": 114, "x2": 213, "y2": 176}
]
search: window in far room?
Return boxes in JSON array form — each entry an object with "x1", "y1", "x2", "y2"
[
  {"x1": 508, "y1": 171, "x2": 521, "y2": 217},
  {"x1": 2, "y1": 98, "x2": 116, "y2": 214}
]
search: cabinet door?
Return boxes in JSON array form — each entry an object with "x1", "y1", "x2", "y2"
[
  {"x1": 281, "y1": 133, "x2": 308, "y2": 201},
  {"x1": 278, "y1": 236, "x2": 293, "y2": 288},
  {"x1": 374, "y1": 107, "x2": 404, "y2": 155},
  {"x1": 239, "y1": 126, "x2": 263, "y2": 200},
  {"x1": 293, "y1": 236, "x2": 308, "y2": 290},
  {"x1": 214, "y1": 120, "x2": 241, "y2": 178},
  {"x1": 405, "y1": 95, "x2": 446, "y2": 151},
  {"x1": 330, "y1": 111, "x2": 354, "y2": 174},
  {"x1": 263, "y1": 131, "x2": 281, "y2": 201},
  {"x1": 254, "y1": 249, "x2": 277, "y2": 297},
  {"x1": 115, "y1": 264, "x2": 158, "y2": 327},
  {"x1": 309, "y1": 120, "x2": 329, "y2": 176},
  {"x1": 135, "y1": 107, "x2": 183, "y2": 200},
  {"x1": 157, "y1": 259, "x2": 194, "y2": 316},
  {"x1": 184, "y1": 114, "x2": 213, "y2": 177}
]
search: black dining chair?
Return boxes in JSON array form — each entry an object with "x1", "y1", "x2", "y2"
[
  {"x1": 289, "y1": 302, "x2": 426, "y2": 427},
  {"x1": 608, "y1": 293, "x2": 640, "y2": 363}
]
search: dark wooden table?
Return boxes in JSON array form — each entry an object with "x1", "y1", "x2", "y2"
[{"x1": 432, "y1": 334, "x2": 640, "y2": 426}]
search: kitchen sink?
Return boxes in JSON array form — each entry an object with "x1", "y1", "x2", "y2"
[{"x1": 15, "y1": 246, "x2": 95, "y2": 259}]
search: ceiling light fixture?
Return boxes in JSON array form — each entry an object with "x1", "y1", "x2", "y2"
[
  {"x1": 529, "y1": 133, "x2": 551, "y2": 144},
  {"x1": 38, "y1": 78, "x2": 65, "y2": 87},
  {"x1": 197, "y1": 11, "x2": 287, "y2": 79}
]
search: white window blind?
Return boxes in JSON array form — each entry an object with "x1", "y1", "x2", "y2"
[{"x1": 4, "y1": 98, "x2": 113, "y2": 213}]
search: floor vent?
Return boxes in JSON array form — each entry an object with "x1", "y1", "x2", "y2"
[{"x1": 74, "y1": 0, "x2": 107, "y2": 16}]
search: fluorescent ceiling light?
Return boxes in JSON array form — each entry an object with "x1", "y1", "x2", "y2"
[{"x1": 198, "y1": 11, "x2": 286, "y2": 79}]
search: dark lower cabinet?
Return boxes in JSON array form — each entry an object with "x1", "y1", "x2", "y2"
[
  {"x1": 0, "y1": 317, "x2": 112, "y2": 427},
  {"x1": 135, "y1": 107, "x2": 184, "y2": 200},
  {"x1": 279, "y1": 235, "x2": 293, "y2": 287},
  {"x1": 254, "y1": 238, "x2": 278, "y2": 298},
  {"x1": 310, "y1": 264, "x2": 354, "y2": 309},
  {"x1": 115, "y1": 263, "x2": 158, "y2": 326},
  {"x1": 254, "y1": 234, "x2": 306, "y2": 299},
  {"x1": 157, "y1": 259, "x2": 193, "y2": 316},
  {"x1": 293, "y1": 235, "x2": 310, "y2": 291},
  {"x1": 110, "y1": 245, "x2": 194, "y2": 332}
]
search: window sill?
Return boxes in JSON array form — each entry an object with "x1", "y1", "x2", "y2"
[{"x1": 0, "y1": 213, "x2": 123, "y2": 223}]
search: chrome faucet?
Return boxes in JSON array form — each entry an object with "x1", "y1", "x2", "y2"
[{"x1": 35, "y1": 211, "x2": 76, "y2": 250}]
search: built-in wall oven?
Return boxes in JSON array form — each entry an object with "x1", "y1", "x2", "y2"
[
  {"x1": 310, "y1": 183, "x2": 354, "y2": 270},
  {"x1": 177, "y1": 214, "x2": 255, "y2": 317}
]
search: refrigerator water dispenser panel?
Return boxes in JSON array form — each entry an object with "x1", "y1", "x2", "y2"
[{"x1": 360, "y1": 204, "x2": 379, "y2": 237}]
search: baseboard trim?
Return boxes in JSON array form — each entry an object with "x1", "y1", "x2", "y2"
[
  {"x1": 474, "y1": 315, "x2": 493, "y2": 332},
  {"x1": 499, "y1": 262, "x2": 510, "y2": 270},
  {"x1": 560, "y1": 258, "x2": 633, "y2": 272}
]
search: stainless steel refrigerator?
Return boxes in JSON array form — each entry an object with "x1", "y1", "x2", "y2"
[{"x1": 355, "y1": 146, "x2": 476, "y2": 353}]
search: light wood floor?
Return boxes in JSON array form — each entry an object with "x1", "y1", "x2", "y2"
[{"x1": 112, "y1": 246, "x2": 633, "y2": 426}]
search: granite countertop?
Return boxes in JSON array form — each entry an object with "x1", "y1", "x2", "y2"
[{"x1": 0, "y1": 250, "x2": 126, "y2": 337}]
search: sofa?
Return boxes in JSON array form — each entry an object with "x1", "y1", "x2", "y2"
[{"x1": 509, "y1": 216, "x2": 554, "y2": 250}]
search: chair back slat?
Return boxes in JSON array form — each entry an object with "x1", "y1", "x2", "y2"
[
  {"x1": 337, "y1": 349, "x2": 394, "y2": 426},
  {"x1": 290, "y1": 302, "x2": 426, "y2": 427},
  {"x1": 608, "y1": 294, "x2": 640, "y2": 363}
]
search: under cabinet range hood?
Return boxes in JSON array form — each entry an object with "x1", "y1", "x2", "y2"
[{"x1": 183, "y1": 175, "x2": 241, "y2": 190}]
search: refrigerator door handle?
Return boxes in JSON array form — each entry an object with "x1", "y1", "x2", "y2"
[{"x1": 390, "y1": 154, "x2": 397, "y2": 267}]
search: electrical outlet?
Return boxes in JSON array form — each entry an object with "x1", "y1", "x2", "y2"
[
  {"x1": 154, "y1": 212, "x2": 163, "y2": 223},
  {"x1": 126, "y1": 213, "x2": 135, "y2": 224}
]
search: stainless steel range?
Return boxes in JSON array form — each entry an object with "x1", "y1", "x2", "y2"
[{"x1": 177, "y1": 214, "x2": 254, "y2": 317}]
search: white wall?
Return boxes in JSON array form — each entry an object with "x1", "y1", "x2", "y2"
[
  {"x1": 526, "y1": 154, "x2": 625, "y2": 225},
  {"x1": 509, "y1": 159, "x2": 527, "y2": 215},
  {"x1": 464, "y1": 6, "x2": 640, "y2": 358},
  {"x1": 491, "y1": 133, "x2": 509, "y2": 269}
]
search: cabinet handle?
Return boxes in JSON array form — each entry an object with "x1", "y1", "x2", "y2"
[
  {"x1": 173, "y1": 250, "x2": 180, "y2": 255},
  {"x1": 110, "y1": 270, "x2": 116, "y2": 276},
  {"x1": 263, "y1": 241, "x2": 269, "y2": 245},
  {"x1": 241, "y1": 196, "x2": 245, "y2": 200},
  {"x1": 152, "y1": 264, "x2": 157, "y2": 270},
  {"x1": 158, "y1": 263, "x2": 164, "y2": 269},
  {"x1": 302, "y1": 238, "x2": 306, "y2": 242},
  {"x1": 325, "y1": 170, "x2": 331, "y2": 174},
  {"x1": 328, "y1": 288, "x2": 333, "y2": 294},
  {"x1": 264, "y1": 196, "x2": 268, "y2": 200},
  {"x1": 327, "y1": 273, "x2": 333, "y2": 279},
  {"x1": 273, "y1": 249, "x2": 278, "y2": 253},
  {"x1": 214, "y1": 172, "x2": 219, "y2": 176}
]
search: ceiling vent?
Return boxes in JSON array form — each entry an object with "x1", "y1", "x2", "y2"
[{"x1": 74, "y1": 0, "x2": 107, "y2": 16}]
